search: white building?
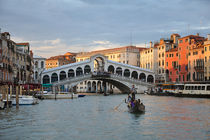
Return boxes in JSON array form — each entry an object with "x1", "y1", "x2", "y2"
[{"x1": 33, "y1": 55, "x2": 46, "y2": 83}]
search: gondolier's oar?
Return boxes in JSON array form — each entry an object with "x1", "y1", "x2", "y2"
[{"x1": 114, "y1": 99, "x2": 125, "y2": 110}]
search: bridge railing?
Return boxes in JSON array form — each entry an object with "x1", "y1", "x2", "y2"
[
  {"x1": 110, "y1": 74, "x2": 154, "y2": 86},
  {"x1": 52, "y1": 74, "x2": 92, "y2": 86}
]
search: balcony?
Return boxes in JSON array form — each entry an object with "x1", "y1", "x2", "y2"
[{"x1": 194, "y1": 66, "x2": 204, "y2": 72}]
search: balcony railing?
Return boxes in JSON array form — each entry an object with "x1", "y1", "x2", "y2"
[{"x1": 194, "y1": 66, "x2": 204, "y2": 71}]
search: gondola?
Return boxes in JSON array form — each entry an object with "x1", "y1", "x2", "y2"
[{"x1": 126, "y1": 99, "x2": 145, "y2": 113}]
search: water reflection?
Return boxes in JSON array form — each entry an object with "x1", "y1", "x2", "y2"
[{"x1": 0, "y1": 95, "x2": 209, "y2": 140}]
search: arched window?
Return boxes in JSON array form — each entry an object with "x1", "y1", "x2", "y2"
[
  {"x1": 147, "y1": 75, "x2": 154, "y2": 83},
  {"x1": 124, "y1": 69, "x2": 130, "y2": 77},
  {"x1": 35, "y1": 61, "x2": 38, "y2": 68},
  {"x1": 68, "y1": 69, "x2": 75, "y2": 77},
  {"x1": 116, "y1": 67, "x2": 122, "y2": 75},
  {"x1": 60, "y1": 71, "x2": 66, "y2": 80},
  {"x1": 108, "y1": 65, "x2": 115, "y2": 73},
  {"x1": 76, "y1": 67, "x2": 83, "y2": 76},
  {"x1": 35, "y1": 71, "x2": 38, "y2": 79},
  {"x1": 43, "y1": 75, "x2": 50, "y2": 84},
  {"x1": 51, "y1": 73, "x2": 58, "y2": 82},
  {"x1": 41, "y1": 61, "x2": 44, "y2": 68},
  {"x1": 84, "y1": 65, "x2": 91, "y2": 74},
  {"x1": 131, "y1": 71, "x2": 138, "y2": 79},
  {"x1": 139, "y1": 73, "x2": 146, "y2": 81}
]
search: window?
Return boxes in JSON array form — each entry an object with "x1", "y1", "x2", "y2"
[
  {"x1": 207, "y1": 86, "x2": 210, "y2": 90},
  {"x1": 185, "y1": 39, "x2": 188, "y2": 42},
  {"x1": 205, "y1": 47, "x2": 207, "y2": 51},
  {"x1": 166, "y1": 62, "x2": 168, "y2": 67},
  {"x1": 179, "y1": 40, "x2": 183, "y2": 43}
]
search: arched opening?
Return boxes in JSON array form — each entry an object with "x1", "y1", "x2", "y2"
[
  {"x1": 147, "y1": 75, "x2": 154, "y2": 83},
  {"x1": 94, "y1": 57, "x2": 105, "y2": 72},
  {"x1": 92, "y1": 81, "x2": 96, "y2": 92},
  {"x1": 116, "y1": 67, "x2": 122, "y2": 76},
  {"x1": 139, "y1": 73, "x2": 146, "y2": 82},
  {"x1": 43, "y1": 75, "x2": 50, "y2": 84},
  {"x1": 60, "y1": 71, "x2": 66, "y2": 80},
  {"x1": 35, "y1": 71, "x2": 38, "y2": 79},
  {"x1": 131, "y1": 71, "x2": 138, "y2": 79},
  {"x1": 51, "y1": 73, "x2": 58, "y2": 82},
  {"x1": 76, "y1": 67, "x2": 83, "y2": 76},
  {"x1": 124, "y1": 69, "x2": 130, "y2": 77},
  {"x1": 87, "y1": 81, "x2": 91, "y2": 92},
  {"x1": 108, "y1": 65, "x2": 115, "y2": 73},
  {"x1": 84, "y1": 65, "x2": 91, "y2": 74},
  {"x1": 97, "y1": 81, "x2": 102, "y2": 93},
  {"x1": 41, "y1": 61, "x2": 44, "y2": 68},
  {"x1": 35, "y1": 61, "x2": 38, "y2": 68},
  {"x1": 68, "y1": 69, "x2": 75, "y2": 77}
]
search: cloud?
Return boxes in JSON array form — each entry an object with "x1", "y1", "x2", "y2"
[{"x1": 1, "y1": 0, "x2": 210, "y2": 58}]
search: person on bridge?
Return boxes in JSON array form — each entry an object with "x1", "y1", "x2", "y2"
[{"x1": 130, "y1": 85, "x2": 137, "y2": 101}]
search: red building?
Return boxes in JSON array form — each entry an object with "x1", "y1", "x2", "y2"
[{"x1": 178, "y1": 34, "x2": 205, "y2": 82}]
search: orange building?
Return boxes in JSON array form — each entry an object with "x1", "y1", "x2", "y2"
[
  {"x1": 165, "y1": 48, "x2": 179, "y2": 82},
  {"x1": 178, "y1": 34, "x2": 205, "y2": 82},
  {"x1": 46, "y1": 52, "x2": 76, "y2": 70},
  {"x1": 188, "y1": 38, "x2": 204, "y2": 82}
]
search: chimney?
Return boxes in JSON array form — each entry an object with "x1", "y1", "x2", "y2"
[
  {"x1": 207, "y1": 34, "x2": 210, "y2": 41},
  {"x1": 150, "y1": 41, "x2": 153, "y2": 48}
]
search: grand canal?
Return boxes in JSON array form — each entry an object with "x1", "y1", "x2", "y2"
[{"x1": 0, "y1": 94, "x2": 209, "y2": 140}]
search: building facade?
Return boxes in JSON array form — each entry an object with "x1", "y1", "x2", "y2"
[
  {"x1": 46, "y1": 52, "x2": 76, "y2": 70},
  {"x1": 156, "y1": 34, "x2": 180, "y2": 83},
  {"x1": 188, "y1": 39, "x2": 204, "y2": 82},
  {"x1": 33, "y1": 55, "x2": 46, "y2": 83},
  {"x1": 0, "y1": 32, "x2": 16, "y2": 84},
  {"x1": 140, "y1": 42, "x2": 158, "y2": 74},
  {"x1": 204, "y1": 34, "x2": 210, "y2": 81},
  {"x1": 76, "y1": 46, "x2": 143, "y2": 67},
  {"x1": 165, "y1": 48, "x2": 179, "y2": 82},
  {"x1": 178, "y1": 34, "x2": 205, "y2": 82},
  {"x1": 0, "y1": 32, "x2": 34, "y2": 85}
]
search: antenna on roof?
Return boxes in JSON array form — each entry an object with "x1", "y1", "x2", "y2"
[
  {"x1": 200, "y1": 19, "x2": 202, "y2": 35},
  {"x1": 130, "y1": 31, "x2": 133, "y2": 46},
  {"x1": 187, "y1": 24, "x2": 190, "y2": 35}
]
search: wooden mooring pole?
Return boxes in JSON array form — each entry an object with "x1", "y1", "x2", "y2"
[
  {"x1": 16, "y1": 85, "x2": 19, "y2": 108},
  {"x1": 6, "y1": 85, "x2": 9, "y2": 108}
]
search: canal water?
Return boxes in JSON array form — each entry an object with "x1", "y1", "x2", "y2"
[{"x1": 0, "y1": 94, "x2": 209, "y2": 140}]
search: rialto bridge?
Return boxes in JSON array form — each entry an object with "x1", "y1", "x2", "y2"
[{"x1": 41, "y1": 54, "x2": 155, "y2": 94}]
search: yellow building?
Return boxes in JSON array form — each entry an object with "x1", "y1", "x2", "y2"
[
  {"x1": 76, "y1": 46, "x2": 144, "y2": 67},
  {"x1": 46, "y1": 52, "x2": 76, "y2": 70},
  {"x1": 140, "y1": 41, "x2": 158, "y2": 73},
  {"x1": 204, "y1": 34, "x2": 210, "y2": 81}
]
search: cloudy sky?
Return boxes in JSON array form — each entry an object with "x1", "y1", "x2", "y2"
[{"x1": 0, "y1": 0, "x2": 210, "y2": 58}]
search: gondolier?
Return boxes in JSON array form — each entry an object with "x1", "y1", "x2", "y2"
[{"x1": 130, "y1": 85, "x2": 137, "y2": 101}]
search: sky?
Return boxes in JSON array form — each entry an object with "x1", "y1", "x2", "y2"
[{"x1": 0, "y1": 0, "x2": 210, "y2": 58}]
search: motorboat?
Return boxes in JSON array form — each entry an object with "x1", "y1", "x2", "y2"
[
  {"x1": 11, "y1": 95, "x2": 38, "y2": 105},
  {"x1": 41, "y1": 92, "x2": 78, "y2": 99}
]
